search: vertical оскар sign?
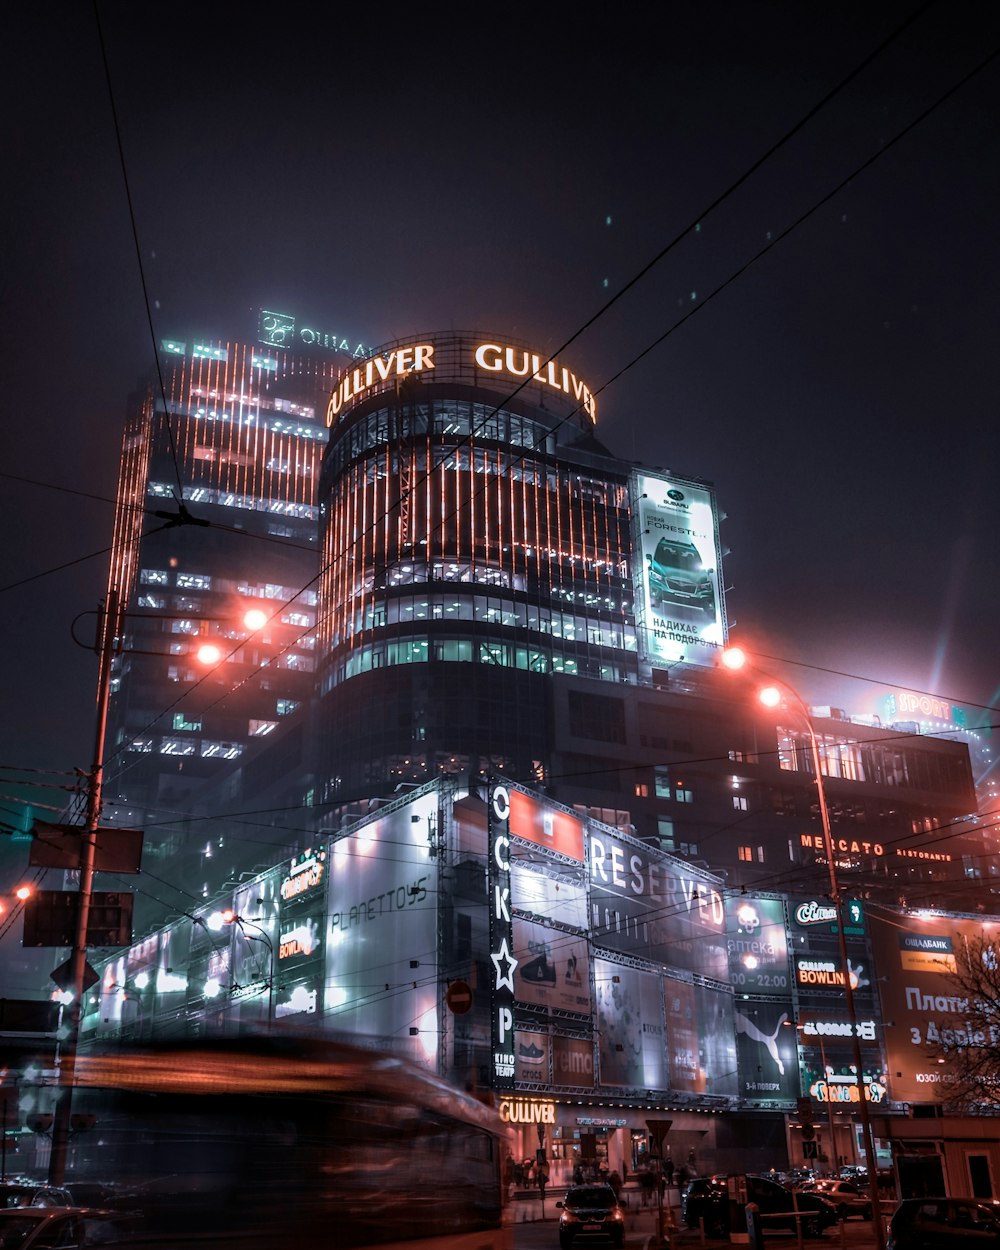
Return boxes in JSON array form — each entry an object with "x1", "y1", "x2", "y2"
[
  {"x1": 633, "y1": 472, "x2": 725, "y2": 666},
  {"x1": 489, "y1": 783, "x2": 517, "y2": 1090}
]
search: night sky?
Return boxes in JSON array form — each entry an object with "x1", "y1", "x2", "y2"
[{"x1": 3, "y1": 2, "x2": 999, "y2": 871}]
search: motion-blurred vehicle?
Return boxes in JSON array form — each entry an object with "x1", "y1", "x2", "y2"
[
  {"x1": 64, "y1": 1033, "x2": 511, "y2": 1249},
  {"x1": 888, "y1": 1197, "x2": 1000, "y2": 1248},
  {"x1": 800, "y1": 1179, "x2": 873, "y2": 1220},
  {"x1": 0, "y1": 1183, "x2": 72, "y2": 1209},
  {"x1": 682, "y1": 1174, "x2": 838, "y2": 1237},
  {"x1": 556, "y1": 1184, "x2": 626, "y2": 1248},
  {"x1": 0, "y1": 1207, "x2": 140, "y2": 1247}
]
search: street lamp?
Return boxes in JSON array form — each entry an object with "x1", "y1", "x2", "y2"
[{"x1": 721, "y1": 647, "x2": 885, "y2": 1250}]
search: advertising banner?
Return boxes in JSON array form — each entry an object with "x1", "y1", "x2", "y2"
[
  {"x1": 509, "y1": 789, "x2": 585, "y2": 861},
  {"x1": 734, "y1": 999, "x2": 799, "y2": 1103},
  {"x1": 589, "y1": 826, "x2": 727, "y2": 980},
  {"x1": 726, "y1": 896, "x2": 791, "y2": 994},
  {"x1": 155, "y1": 923, "x2": 190, "y2": 998},
  {"x1": 324, "y1": 791, "x2": 439, "y2": 1068},
  {"x1": 513, "y1": 916, "x2": 592, "y2": 1014},
  {"x1": 512, "y1": 862, "x2": 588, "y2": 928},
  {"x1": 553, "y1": 1035, "x2": 595, "y2": 1088},
  {"x1": 515, "y1": 1029, "x2": 550, "y2": 1080},
  {"x1": 633, "y1": 471, "x2": 724, "y2": 666},
  {"x1": 870, "y1": 910, "x2": 988, "y2": 1104},
  {"x1": 229, "y1": 866, "x2": 280, "y2": 1023},
  {"x1": 594, "y1": 960, "x2": 664, "y2": 1088},
  {"x1": 664, "y1": 978, "x2": 738, "y2": 1096}
]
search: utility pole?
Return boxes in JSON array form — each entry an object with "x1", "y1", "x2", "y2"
[{"x1": 48, "y1": 591, "x2": 118, "y2": 1184}]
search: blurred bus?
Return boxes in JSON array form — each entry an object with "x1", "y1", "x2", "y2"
[{"x1": 67, "y1": 1033, "x2": 511, "y2": 1248}]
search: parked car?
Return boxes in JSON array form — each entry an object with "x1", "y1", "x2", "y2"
[
  {"x1": 682, "y1": 1174, "x2": 839, "y2": 1238},
  {"x1": 800, "y1": 1179, "x2": 873, "y2": 1220},
  {"x1": 888, "y1": 1197, "x2": 1000, "y2": 1249},
  {"x1": 0, "y1": 1182, "x2": 73, "y2": 1209},
  {"x1": 556, "y1": 1183, "x2": 626, "y2": 1248}
]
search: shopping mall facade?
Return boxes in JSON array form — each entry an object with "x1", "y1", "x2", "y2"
[{"x1": 46, "y1": 323, "x2": 993, "y2": 1192}]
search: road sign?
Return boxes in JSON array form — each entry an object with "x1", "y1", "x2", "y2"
[
  {"x1": 22, "y1": 891, "x2": 133, "y2": 948},
  {"x1": 802, "y1": 1140, "x2": 819, "y2": 1159},
  {"x1": 30, "y1": 824, "x2": 143, "y2": 873},
  {"x1": 646, "y1": 1119, "x2": 672, "y2": 1156},
  {"x1": 446, "y1": 980, "x2": 473, "y2": 1014}
]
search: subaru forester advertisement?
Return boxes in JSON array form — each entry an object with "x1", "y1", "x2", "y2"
[{"x1": 633, "y1": 472, "x2": 725, "y2": 666}]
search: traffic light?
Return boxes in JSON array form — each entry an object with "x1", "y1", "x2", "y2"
[{"x1": 796, "y1": 1095, "x2": 816, "y2": 1141}]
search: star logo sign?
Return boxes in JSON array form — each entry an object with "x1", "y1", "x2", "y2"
[{"x1": 491, "y1": 938, "x2": 518, "y2": 993}]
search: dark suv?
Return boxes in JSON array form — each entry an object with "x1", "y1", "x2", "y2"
[
  {"x1": 556, "y1": 1183, "x2": 626, "y2": 1248},
  {"x1": 888, "y1": 1197, "x2": 1000, "y2": 1248},
  {"x1": 682, "y1": 1174, "x2": 838, "y2": 1237}
]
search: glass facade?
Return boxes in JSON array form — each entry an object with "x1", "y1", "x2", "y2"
[
  {"x1": 315, "y1": 332, "x2": 641, "y2": 800},
  {"x1": 104, "y1": 338, "x2": 340, "y2": 854}
]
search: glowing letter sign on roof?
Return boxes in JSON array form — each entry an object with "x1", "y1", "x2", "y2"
[
  {"x1": 326, "y1": 345, "x2": 436, "y2": 424},
  {"x1": 473, "y1": 342, "x2": 596, "y2": 421}
]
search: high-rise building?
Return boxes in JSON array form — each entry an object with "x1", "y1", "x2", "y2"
[
  {"x1": 103, "y1": 326, "x2": 346, "y2": 907},
  {"x1": 311, "y1": 330, "x2": 980, "y2": 907},
  {"x1": 314, "y1": 330, "x2": 727, "y2": 807}
]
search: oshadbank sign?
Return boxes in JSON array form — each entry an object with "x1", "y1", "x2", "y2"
[{"x1": 325, "y1": 340, "x2": 597, "y2": 425}]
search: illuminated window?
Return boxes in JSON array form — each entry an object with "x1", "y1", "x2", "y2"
[
  {"x1": 635, "y1": 783, "x2": 649, "y2": 798},
  {"x1": 201, "y1": 741, "x2": 243, "y2": 759},
  {"x1": 160, "y1": 738, "x2": 196, "y2": 756},
  {"x1": 654, "y1": 768, "x2": 671, "y2": 799},
  {"x1": 732, "y1": 795, "x2": 749, "y2": 811},
  {"x1": 172, "y1": 713, "x2": 202, "y2": 732},
  {"x1": 674, "y1": 787, "x2": 693, "y2": 804},
  {"x1": 657, "y1": 817, "x2": 675, "y2": 851},
  {"x1": 249, "y1": 720, "x2": 278, "y2": 737},
  {"x1": 738, "y1": 845, "x2": 765, "y2": 863},
  {"x1": 277, "y1": 699, "x2": 300, "y2": 716},
  {"x1": 176, "y1": 573, "x2": 212, "y2": 590},
  {"x1": 140, "y1": 569, "x2": 168, "y2": 585}
]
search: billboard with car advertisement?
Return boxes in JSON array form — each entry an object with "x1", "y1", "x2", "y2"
[
  {"x1": 323, "y1": 791, "x2": 439, "y2": 1068},
  {"x1": 870, "y1": 909, "x2": 991, "y2": 1104},
  {"x1": 633, "y1": 470, "x2": 725, "y2": 667}
]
